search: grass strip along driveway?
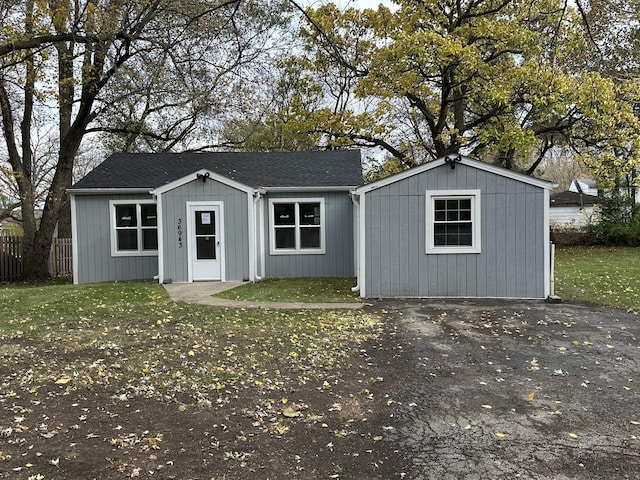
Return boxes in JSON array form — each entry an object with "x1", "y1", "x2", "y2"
[
  {"x1": 555, "y1": 246, "x2": 640, "y2": 312},
  {"x1": 214, "y1": 277, "x2": 361, "y2": 304},
  {"x1": 0, "y1": 281, "x2": 394, "y2": 480}
]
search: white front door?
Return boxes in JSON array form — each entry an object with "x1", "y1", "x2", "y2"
[{"x1": 188, "y1": 203, "x2": 222, "y2": 281}]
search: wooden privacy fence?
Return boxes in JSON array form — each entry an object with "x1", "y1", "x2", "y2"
[{"x1": 0, "y1": 236, "x2": 73, "y2": 282}]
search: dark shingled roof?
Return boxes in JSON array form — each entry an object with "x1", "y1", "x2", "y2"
[
  {"x1": 550, "y1": 190, "x2": 599, "y2": 207},
  {"x1": 70, "y1": 150, "x2": 363, "y2": 190}
]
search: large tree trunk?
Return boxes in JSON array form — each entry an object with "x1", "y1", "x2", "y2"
[
  {"x1": 22, "y1": 149, "x2": 75, "y2": 280},
  {"x1": 53, "y1": 36, "x2": 74, "y2": 239},
  {"x1": 57, "y1": 200, "x2": 72, "y2": 238},
  {"x1": 20, "y1": 25, "x2": 96, "y2": 278}
]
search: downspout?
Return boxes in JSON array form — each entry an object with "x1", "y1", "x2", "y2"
[
  {"x1": 350, "y1": 191, "x2": 360, "y2": 293},
  {"x1": 253, "y1": 189, "x2": 265, "y2": 281},
  {"x1": 155, "y1": 192, "x2": 164, "y2": 284},
  {"x1": 248, "y1": 190, "x2": 256, "y2": 282},
  {"x1": 550, "y1": 242, "x2": 556, "y2": 296}
]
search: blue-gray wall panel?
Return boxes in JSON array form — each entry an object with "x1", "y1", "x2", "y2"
[
  {"x1": 161, "y1": 179, "x2": 249, "y2": 282},
  {"x1": 74, "y1": 194, "x2": 158, "y2": 284},
  {"x1": 364, "y1": 163, "x2": 547, "y2": 298},
  {"x1": 264, "y1": 192, "x2": 354, "y2": 278}
]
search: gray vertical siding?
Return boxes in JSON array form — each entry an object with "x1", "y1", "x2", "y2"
[
  {"x1": 364, "y1": 163, "x2": 546, "y2": 298},
  {"x1": 161, "y1": 178, "x2": 250, "y2": 282},
  {"x1": 264, "y1": 191, "x2": 354, "y2": 278},
  {"x1": 74, "y1": 194, "x2": 158, "y2": 284}
]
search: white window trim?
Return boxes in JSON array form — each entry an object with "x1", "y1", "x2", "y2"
[
  {"x1": 268, "y1": 198, "x2": 326, "y2": 255},
  {"x1": 425, "y1": 189, "x2": 481, "y2": 254},
  {"x1": 109, "y1": 200, "x2": 159, "y2": 257}
]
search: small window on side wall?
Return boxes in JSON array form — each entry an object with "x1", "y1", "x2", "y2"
[
  {"x1": 426, "y1": 190, "x2": 481, "y2": 254},
  {"x1": 110, "y1": 201, "x2": 158, "y2": 256},
  {"x1": 269, "y1": 198, "x2": 325, "y2": 255}
]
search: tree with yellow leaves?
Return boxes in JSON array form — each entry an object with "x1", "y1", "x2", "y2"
[{"x1": 284, "y1": 0, "x2": 640, "y2": 179}]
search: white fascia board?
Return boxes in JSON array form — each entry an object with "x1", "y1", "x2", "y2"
[
  {"x1": 354, "y1": 156, "x2": 557, "y2": 194},
  {"x1": 67, "y1": 188, "x2": 151, "y2": 195},
  {"x1": 459, "y1": 158, "x2": 557, "y2": 190},
  {"x1": 262, "y1": 186, "x2": 358, "y2": 193},
  {"x1": 354, "y1": 160, "x2": 446, "y2": 194},
  {"x1": 150, "y1": 169, "x2": 255, "y2": 195}
]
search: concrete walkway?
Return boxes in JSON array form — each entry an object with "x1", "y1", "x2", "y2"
[{"x1": 162, "y1": 281, "x2": 363, "y2": 310}]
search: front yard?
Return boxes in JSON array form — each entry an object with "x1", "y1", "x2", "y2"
[{"x1": 0, "y1": 281, "x2": 394, "y2": 479}]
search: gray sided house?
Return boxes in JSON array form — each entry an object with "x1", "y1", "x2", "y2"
[
  {"x1": 70, "y1": 152, "x2": 554, "y2": 299},
  {"x1": 351, "y1": 156, "x2": 556, "y2": 299},
  {"x1": 69, "y1": 151, "x2": 362, "y2": 285}
]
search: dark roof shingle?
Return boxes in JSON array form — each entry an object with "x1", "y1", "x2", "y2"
[
  {"x1": 71, "y1": 150, "x2": 363, "y2": 190},
  {"x1": 550, "y1": 190, "x2": 599, "y2": 207}
]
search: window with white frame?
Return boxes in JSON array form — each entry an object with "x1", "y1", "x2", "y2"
[
  {"x1": 110, "y1": 201, "x2": 158, "y2": 256},
  {"x1": 269, "y1": 198, "x2": 325, "y2": 254},
  {"x1": 425, "y1": 190, "x2": 481, "y2": 254}
]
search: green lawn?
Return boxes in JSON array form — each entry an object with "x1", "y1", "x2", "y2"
[
  {"x1": 215, "y1": 277, "x2": 361, "y2": 303},
  {"x1": 0, "y1": 281, "x2": 386, "y2": 479},
  {"x1": 0, "y1": 280, "x2": 379, "y2": 394},
  {"x1": 555, "y1": 246, "x2": 640, "y2": 312}
]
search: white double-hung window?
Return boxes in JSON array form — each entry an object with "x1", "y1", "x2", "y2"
[
  {"x1": 110, "y1": 200, "x2": 158, "y2": 256},
  {"x1": 425, "y1": 190, "x2": 481, "y2": 254},
  {"x1": 269, "y1": 198, "x2": 325, "y2": 254}
]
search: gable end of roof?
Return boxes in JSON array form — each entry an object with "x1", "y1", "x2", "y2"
[{"x1": 354, "y1": 156, "x2": 556, "y2": 194}]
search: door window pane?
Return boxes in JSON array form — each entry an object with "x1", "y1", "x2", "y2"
[
  {"x1": 196, "y1": 211, "x2": 215, "y2": 235},
  {"x1": 196, "y1": 237, "x2": 216, "y2": 259}
]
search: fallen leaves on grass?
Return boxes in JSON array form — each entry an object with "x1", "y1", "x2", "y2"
[{"x1": 0, "y1": 282, "x2": 386, "y2": 478}]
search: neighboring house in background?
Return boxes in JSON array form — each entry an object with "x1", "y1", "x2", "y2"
[
  {"x1": 70, "y1": 152, "x2": 556, "y2": 299},
  {"x1": 570, "y1": 177, "x2": 640, "y2": 204},
  {"x1": 69, "y1": 151, "x2": 362, "y2": 285},
  {"x1": 549, "y1": 190, "x2": 598, "y2": 226},
  {"x1": 569, "y1": 179, "x2": 598, "y2": 197}
]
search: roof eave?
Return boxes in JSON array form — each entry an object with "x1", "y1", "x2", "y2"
[
  {"x1": 354, "y1": 156, "x2": 557, "y2": 194},
  {"x1": 262, "y1": 186, "x2": 359, "y2": 192},
  {"x1": 67, "y1": 188, "x2": 152, "y2": 195},
  {"x1": 150, "y1": 169, "x2": 255, "y2": 195}
]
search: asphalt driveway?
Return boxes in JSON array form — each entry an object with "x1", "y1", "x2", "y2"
[{"x1": 367, "y1": 299, "x2": 640, "y2": 480}]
